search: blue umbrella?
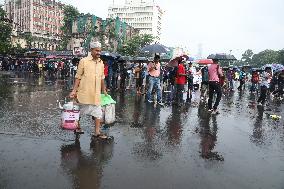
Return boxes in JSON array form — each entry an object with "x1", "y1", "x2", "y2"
[
  {"x1": 188, "y1": 57, "x2": 195, "y2": 61},
  {"x1": 262, "y1": 64, "x2": 284, "y2": 72}
]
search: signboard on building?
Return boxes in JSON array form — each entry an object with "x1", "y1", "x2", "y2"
[{"x1": 73, "y1": 47, "x2": 85, "y2": 56}]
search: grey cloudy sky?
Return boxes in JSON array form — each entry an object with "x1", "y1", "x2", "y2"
[
  {"x1": 1, "y1": 0, "x2": 283, "y2": 59},
  {"x1": 59, "y1": 0, "x2": 284, "y2": 58}
]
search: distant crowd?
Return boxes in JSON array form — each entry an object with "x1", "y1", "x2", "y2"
[
  {"x1": 1, "y1": 55, "x2": 284, "y2": 110},
  {"x1": 0, "y1": 57, "x2": 79, "y2": 78}
]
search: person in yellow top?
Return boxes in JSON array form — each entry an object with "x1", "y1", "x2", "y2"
[
  {"x1": 69, "y1": 42, "x2": 108, "y2": 140},
  {"x1": 38, "y1": 60, "x2": 43, "y2": 74}
]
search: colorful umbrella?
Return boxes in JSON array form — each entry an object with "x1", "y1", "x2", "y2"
[
  {"x1": 262, "y1": 64, "x2": 284, "y2": 72},
  {"x1": 166, "y1": 57, "x2": 183, "y2": 67},
  {"x1": 166, "y1": 54, "x2": 194, "y2": 67},
  {"x1": 188, "y1": 57, "x2": 195, "y2": 61},
  {"x1": 196, "y1": 59, "x2": 213, "y2": 64},
  {"x1": 180, "y1": 55, "x2": 195, "y2": 61},
  {"x1": 46, "y1": 55, "x2": 56, "y2": 59}
]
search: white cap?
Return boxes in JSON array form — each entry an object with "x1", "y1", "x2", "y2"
[{"x1": 90, "y1": 41, "x2": 101, "y2": 49}]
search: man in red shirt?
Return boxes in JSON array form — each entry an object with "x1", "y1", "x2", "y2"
[
  {"x1": 103, "y1": 60, "x2": 109, "y2": 90},
  {"x1": 176, "y1": 60, "x2": 187, "y2": 104}
]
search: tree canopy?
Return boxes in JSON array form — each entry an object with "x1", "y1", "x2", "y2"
[
  {"x1": 61, "y1": 5, "x2": 80, "y2": 33},
  {"x1": 278, "y1": 49, "x2": 284, "y2": 65},
  {"x1": 117, "y1": 34, "x2": 154, "y2": 57},
  {"x1": 0, "y1": 7, "x2": 12, "y2": 54},
  {"x1": 58, "y1": 5, "x2": 79, "y2": 50},
  {"x1": 241, "y1": 49, "x2": 254, "y2": 65},
  {"x1": 239, "y1": 49, "x2": 284, "y2": 67},
  {"x1": 251, "y1": 49, "x2": 279, "y2": 66}
]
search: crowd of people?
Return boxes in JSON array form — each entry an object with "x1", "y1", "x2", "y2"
[
  {"x1": 103, "y1": 55, "x2": 284, "y2": 111},
  {"x1": 1, "y1": 42, "x2": 283, "y2": 140},
  {"x1": 0, "y1": 57, "x2": 79, "y2": 78},
  {"x1": 1, "y1": 53, "x2": 284, "y2": 112}
]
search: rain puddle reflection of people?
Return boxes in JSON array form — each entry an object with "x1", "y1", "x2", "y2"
[
  {"x1": 111, "y1": 89, "x2": 128, "y2": 124},
  {"x1": 132, "y1": 105, "x2": 162, "y2": 161},
  {"x1": 198, "y1": 104, "x2": 224, "y2": 161},
  {"x1": 250, "y1": 106, "x2": 265, "y2": 145},
  {"x1": 60, "y1": 136, "x2": 114, "y2": 189},
  {"x1": 165, "y1": 106, "x2": 184, "y2": 146},
  {"x1": 131, "y1": 95, "x2": 144, "y2": 128}
]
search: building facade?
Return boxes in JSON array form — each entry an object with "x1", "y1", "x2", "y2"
[
  {"x1": 108, "y1": 0, "x2": 163, "y2": 42},
  {"x1": 67, "y1": 14, "x2": 138, "y2": 55},
  {"x1": 4, "y1": 0, "x2": 64, "y2": 50}
]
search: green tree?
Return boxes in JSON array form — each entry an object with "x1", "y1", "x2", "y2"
[
  {"x1": 278, "y1": 49, "x2": 284, "y2": 65},
  {"x1": 117, "y1": 34, "x2": 154, "y2": 57},
  {"x1": 241, "y1": 49, "x2": 254, "y2": 65},
  {"x1": 62, "y1": 5, "x2": 79, "y2": 34},
  {"x1": 0, "y1": 7, "x2": 12, "y2": 54},
  {"x1": 251, "y1": 49, "x2": 279, "y2": 67},
  {"x1": 59, "y1": 5, "x2": 79, "y2": 50},
  {"x1": 140, "y1": 34, "x2": 154, "y2": 48},
  {"x1": 10, "y1": 43, "x2": 25, "y2": 54},
  {"x1": 23, "y1": 32, "x2": 33, "y2": 49}
]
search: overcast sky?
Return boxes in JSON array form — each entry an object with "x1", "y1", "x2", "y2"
[{"x1": 1, "y1": 0, "x2": 283, "y2": 59}]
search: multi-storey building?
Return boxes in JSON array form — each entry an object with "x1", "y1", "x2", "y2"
[
  {"x1": 108, "y1": 0, "x2": 163, "y2": 42},
  {"x1": 68, "y1": 14, "x2": 138, "y2": 55},
  {"x1": 4, "y1": 0, "x2": 64, "y2": 50}
]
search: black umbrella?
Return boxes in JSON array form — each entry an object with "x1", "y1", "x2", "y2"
[
  {"x1": 207, "y1": 53, "x2": 237, "y2": 60},
  {"x1": 134, "y1": 57, "x2": 148, "y2": 63},
  {"x1": 117, "y1": 56, "x2": 131, "y2": 62},
  {"x1": 141, "y1": 44, "x2": 170, "y2": 54},
  {"x1": 106, "y1": 52, "x2": 121, "y2": 60},
  {"x1": 100, "y1": 51, "x2": 116, "y2": 60}
]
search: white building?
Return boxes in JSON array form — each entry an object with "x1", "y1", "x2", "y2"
[
  {"x1": 4, "y1": 0, "x2": 64, "y2": 50},
  {"x1": 108, "y1": 0, "x2": 163, "y2": 42}
]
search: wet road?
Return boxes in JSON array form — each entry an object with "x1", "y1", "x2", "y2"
[{"x1": 0, "y1": 72, "x2": 284, "y2": 189}]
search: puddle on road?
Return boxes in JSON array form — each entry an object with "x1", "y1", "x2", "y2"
[{"x1": 0, "y1": 73, "x2": 284, "y2": 189}]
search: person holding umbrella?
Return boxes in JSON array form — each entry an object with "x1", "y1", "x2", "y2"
[
  {"x1": 200, "y1": 65, "x2": 209, "y2": 101},
  {"x1": 146, "y1": 54, "x2": 164, "y2": 105},
  {"x1": 207, "y1": 59, "x2": 223, "y2": 114},
  {"x1": 257, "y1": 67, "x2": 272, "y2": 106},
  {"x1": 237, "y1": 67, "x2": 247, "y2": 91},
  {"x1": 186, "y1": 62, "x2": 194, "y2": 100},
  {"x1": 175, "y1": 59, "x2": 187, "y2": 104},
  {"x1": 273, "y1": 70, "x2": 284, "y2": 98},
  {"x1": 135, "y1": 62, "x2": 144, "y2": 94}
]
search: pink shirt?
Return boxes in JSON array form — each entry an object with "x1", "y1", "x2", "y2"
[
  {"x1": 148, "y1": 62, "x2": 160, "y2": 77},
  {"x1": 208, "y1": 64, "x2": 223, "y2": 82}
]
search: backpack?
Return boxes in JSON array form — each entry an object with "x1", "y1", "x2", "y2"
[
  {"x1": 140, "y1": 66, "x2": 146, "y2": 79},
  {"x1": 202, "y1": 67, "x2": 209, "y2": 82},
  {"x1": 169, "y1": 67, "x2": 178, "y2": 84},
  {"x1": 239, "y1": 71, "x2": 246, "y2": 80},
  {"x1": 216, "y1": 64, "x2": 225, "y2": 85}
]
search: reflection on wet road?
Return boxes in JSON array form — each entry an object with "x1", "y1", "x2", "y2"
[{"x1": 0, "y1": 73, "x2": 284, "y2": 189}]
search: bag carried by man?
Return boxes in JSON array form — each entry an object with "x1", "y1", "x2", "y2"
[{"x1": 101, "y1": 94, "x2": 116, "y2": 124}]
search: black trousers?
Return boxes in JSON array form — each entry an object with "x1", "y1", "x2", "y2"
[
  {"x1": 208, "y1": 81, "x2": 222, "y2": 110},
  {"x1": 120, "y1": 76, "x2": 126, "y2": 90},
  {"x1": 238, "y1": 79, "x2": 245, "y2": 90},
  {"x1": 176, "y1": 84, "x2": 184, "y2": 103},
  {"x1": 258, "y1": 86, "x2": 268, "y2": 104}
]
